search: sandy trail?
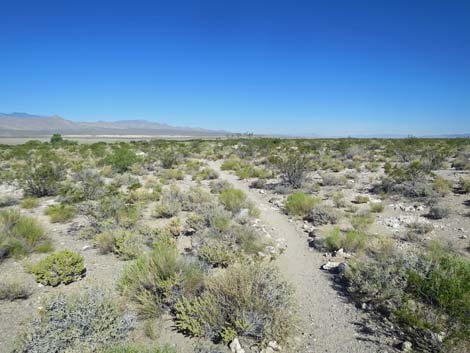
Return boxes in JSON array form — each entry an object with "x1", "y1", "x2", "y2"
[{"x1": 210, "y1": 161, "x2": 390, "y2": 353}]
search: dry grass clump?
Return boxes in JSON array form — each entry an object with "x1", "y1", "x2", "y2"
[
  {"x1": 175, "y1": 263, "x2": 296, "y2": 345},
  {"x1": 0, "y1": 209, "x2": 52, "y2": 261}
]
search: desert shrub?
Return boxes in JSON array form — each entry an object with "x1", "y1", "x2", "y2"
[
  {"x1": 198, "y1": 244, "x2": 236, "y2": 268},
  {"x1": 44, "y1": 204, "x2": 76, "y2": 223},
  {"x1": 276, "y1": 152, "x2": 309, "y2": 188},
  {"x1": 59, "y1": 168, "x2": 105, "y2": 203},
  {"x1": 82, "y1": 195, "x2": 141, "y2": 233},
  {"x1": 284, "y1": 192, "x2": 319, "y2": 217},
  {"x1": 153, "y1": 188, "x2": 183, "y2": 218},
  {"x1": 161, "y1": 169, "x2": 184, "y2": 181},
  {"x1": 0, "y1": 209, "x2": 52, "y2": 260},
  {"x1": 185, "y1": 213, "x2": 207, "y2": 232},
  {"x1": 29, "y1": 250, "x2": 86, "y2": 286},
  {"x1": 458, "y1": 177, "x2": 470, "y2": 194},
  {"x1": 50, "y1": 133, "x2": 64, "y2": 145},
  {"x1": 354, "y1": 195, "x2": 369, "y2": 204},
  {"x1": 433, "y1": 176, "x2": 451, "y2": 196},
  {"x1": 324, "y1": 227, "x2": 367, "y2": 252},
  {"x1": 14, "y1": 288, "x2": 134, "y2": 353},
  {"x1": 105, "y1": 147, "x2": 138, "y2": 173},
  {"x1": 427, "y1": 205, "x2": 450, "y2": 219},
  {"x1": 96, "y1": 228, "x2": 145, "y2": 260},
  {"x1": 18, "y1": 161, "x2": 65, "y2": 197},
  {"x1": 250, "y1": 178, "x2": 267, "y2": 189},
  {"x1": 0, "y1": 195, "x2": 17, "y2": 207},
  {"x1": 20, "y1": 197, "x2": 39, "y2": 209},
  {"x1": 209, "y1": 180, "x2": 231, "y2": 194},
  {"x1": 100, "y1": 344, "x2": 177, "y2": 353},
  {"x1": 175, "y1": 263, "x2": 295, "y2": 345},
  {"x1": 350, "y1": 211, "x2": 375, "y2": 231},
  {"x1": 183, "y1": 187, "x2": 212, "y2": 211},
  {"x1": 304, "y1": 204, "x2": 337, "y2": 226},
  {"x1": 0, "y1": 280, "x2": 32, "y2": 301},
  {"x1": 219, "y1": 188, "x2": 247, "y2": 213},
  {"x1": 321, "y1": 173, "x2": 347, "y2": 186},
  {"x1": 194, "y1": 167, "x2": 219, "y2": 181},
  {"x1": 332, "y1": 191, "x2": 347, "y2": 208},
  {"x1": 406, "y1": 222, "x2": 433, "y2": 240},
  {"x1": 324, "y1": 227, "x2": 342, "y2": 251},
  {"x1": 160, "y1": 148, "x2": 179, "y2": 169},
  {"x1": 345, "y1": 245, "x2": 470, "y2": 352},
  {"x1": 118, "y1": 242, "x2": 204, "y2": 318},
  {"x1": 369, "y1": 202, "x2": 385, "y2": 213},
  {"x1": 221, "y1": 157, "x2": 241, "y2": 171}
]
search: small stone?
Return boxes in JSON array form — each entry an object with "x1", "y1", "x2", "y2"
[
  {"x1": 230, "y1": 338, "x2": 245, "y2": 353},
  {"x1": 268, "y1": 341, "x2": 281, "y2": 351},
  {"x1": 401, "y1": 341, "x2": 412, "y2": 352}
]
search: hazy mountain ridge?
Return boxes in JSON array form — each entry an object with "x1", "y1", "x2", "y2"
[{"x1": 0, "y1": 113, "x2": 228, "y2": 137}]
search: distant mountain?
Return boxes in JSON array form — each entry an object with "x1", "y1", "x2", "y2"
[{"x1": 0, "y1": 113, "x2": 228, "y2": 137}]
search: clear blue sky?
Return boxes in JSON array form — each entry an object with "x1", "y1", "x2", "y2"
[{"x1": 1, "y1": 0, "x2": 469, "y2": 136}]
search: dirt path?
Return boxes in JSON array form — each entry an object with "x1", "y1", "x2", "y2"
[{"x1": 210, "y1": 162, "x2": 392, "y2": 353}]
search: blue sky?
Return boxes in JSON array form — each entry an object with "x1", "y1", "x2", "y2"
[{"x1": 1, "y1": 0, "x2": 469, "y2": 136}]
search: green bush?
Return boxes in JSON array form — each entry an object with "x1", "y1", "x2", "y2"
[
  {"x1": 96, "y1": 228, "x2": 145, "y2": 260},
  {"x1": 105, "y1": 147, "x2": 138, "y2": 173},
  {"x1": 0, "y1": 209, "x2": 52, "y2": 260},
  {"x1": 44, "y1": 204, "x2": 76, "y2": 223},
  {"x1": 30, "y1": 250, "x2": 86, "y2": 286},
  {"x1": 219, "y1": 188, "x2": 247, "y2": 213},
  {"x1": 175, "y1": 263, "x2": 296, "y2": 345},
  {"x1": 18, "y1": 161, "x2": 65, "y2": 197},
  {"x1": 285, "y1": 192, "x2": 319, "y2": 217},
  {"x1": 345, "y1": 245, "x2": 470, "y2": 351},
  {"x1": 14, "y1": 288, "x2": 134, "y2": 353},
  {"x1": 118, "y1": 242, "x2": 204, "y2": 318},
  {"x1": 324, "y1": 227, "x2": 367, "y2": 252},
  {"x1": 198, "y1": 244, "x2": 236, "y2": 268},
  {"x1": 276, "y1": 152, "x2": 309, "y2": 188}
]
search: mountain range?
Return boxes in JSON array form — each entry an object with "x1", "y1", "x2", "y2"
[{"x1": 0, "y1": 113, "x2": 228, "y2": 137}]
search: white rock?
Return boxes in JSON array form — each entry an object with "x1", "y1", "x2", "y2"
[
  {"x1": 321, "y1": 261, "x2": 341, "y2": 271},
  {"x1": 229, "y1": 338, "x2": 245, "y2": 353},
  {"x1": 401, "y1": 341, "x2": 412, "y2": 352}
]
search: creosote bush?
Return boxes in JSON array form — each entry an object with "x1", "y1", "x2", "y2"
[
  {"x1": 17, "y1": 161, "x2": 65, "y2": 197},
  {"x1": 175, "y1": 263, "x2": 296, "y2": 345},
  {"x1": 276, "y1": 152, "x2": 310, "y2": 188},
  {"x1": 14, "y1": 288, "x2": 135, "y2": 353},
  {"x1": 29, "y1": 250, "x2": 86, "y2": 286}
]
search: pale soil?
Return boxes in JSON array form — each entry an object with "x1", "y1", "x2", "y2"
[{"x1": 209, "y1": 161, "x2": 397, "y2": 353}]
